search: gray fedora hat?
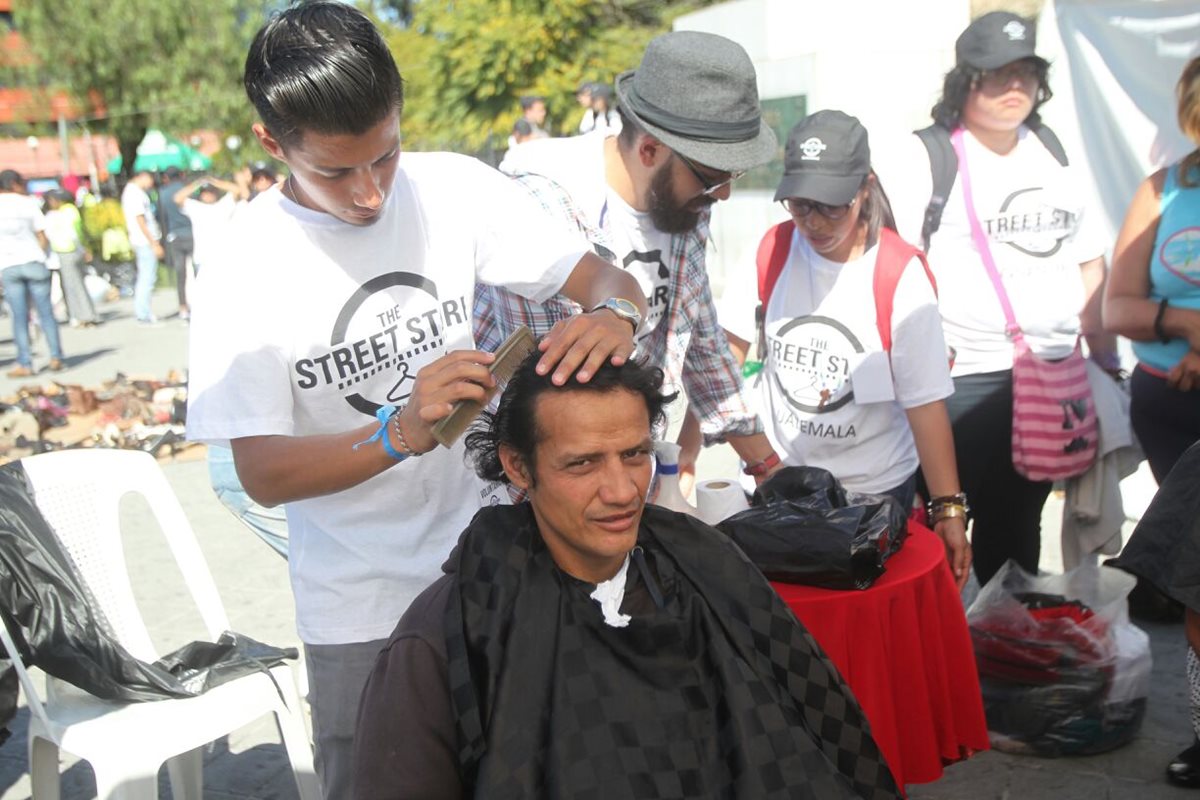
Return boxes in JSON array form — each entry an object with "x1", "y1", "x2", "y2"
[{"x1": 615, "y1": 31, "x2": 777, "y2": 173}]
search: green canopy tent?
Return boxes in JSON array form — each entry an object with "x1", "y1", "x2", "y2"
[{"x1": 106, "y1": 130, "x2": 212, "y2": 174}]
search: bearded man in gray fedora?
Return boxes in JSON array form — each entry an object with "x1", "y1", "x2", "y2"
[{"x1": 475, "y1": 31, "x2": 783, "y2": 488}]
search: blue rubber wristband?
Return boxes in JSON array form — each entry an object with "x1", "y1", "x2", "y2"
[{"x1": 352, "y1": 404, "x2": 408, "y2": 462}]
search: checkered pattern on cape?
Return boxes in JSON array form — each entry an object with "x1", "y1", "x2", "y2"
[{"x1": 445, "y1": 503, "x2": 900, "y2": 799}]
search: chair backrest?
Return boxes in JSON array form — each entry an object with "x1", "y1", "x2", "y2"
[{"x1": 18, "y1": 449, "x2": 230, "y2": 662}]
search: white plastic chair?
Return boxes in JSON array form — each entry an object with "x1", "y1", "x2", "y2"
[{"x1": 0, "y1": 449, "x2": 320, "y2": 800}]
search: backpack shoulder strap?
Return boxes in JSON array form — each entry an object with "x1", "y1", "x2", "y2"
[
  {"x1": 756, "y1": 222, "x2": 793, "y2": 305},
  {"x1": 915, "y1": 124, "x2": 957, "y2": 253},
  {"x1": 873, "y1": 228, "x2": 937, "y2": 355},
  {"x1": 1028, "y1": 122, "x2": 1069, "y2": 166}
]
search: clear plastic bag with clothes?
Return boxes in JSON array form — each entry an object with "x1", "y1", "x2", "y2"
[{"x1": 966, "y1": 560, "x2": 1151, "y2": 756}]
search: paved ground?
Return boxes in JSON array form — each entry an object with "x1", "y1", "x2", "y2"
[{"x1": 0, "y1": 288, "x2": 1193, "y2": 798}]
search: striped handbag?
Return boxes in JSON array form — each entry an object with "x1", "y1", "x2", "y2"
[
  {"x1": 952, "y1": 128, "x2": 1098, "y2": 482},
  {"x1": 1009, "y1": 336, "x2": 1098, "y2": 481}
]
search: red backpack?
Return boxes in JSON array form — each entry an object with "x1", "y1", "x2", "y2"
[{"x1": 754, "y1": 224, "x2": 936, "y2": 356}]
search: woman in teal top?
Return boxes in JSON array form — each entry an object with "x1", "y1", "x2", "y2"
[
  {"x1": 1106, "y1": 55, "x2": 1200, "y2": 484},
  {"x1": 1105, "y1": 55, "x2": 1200, "y2": 790}
]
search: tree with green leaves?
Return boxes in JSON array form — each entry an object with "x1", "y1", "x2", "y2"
[
  {"x1": 382, "y1": 0, "x2": 723, "y2": 159},
  {"x1": 13, "y1": 0, "x2": 271, "y2": 179}
]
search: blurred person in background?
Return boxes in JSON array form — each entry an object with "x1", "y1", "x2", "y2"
[
  {"x1": 0, "y1": 170, "x2": 65, "y2": 376},
  {"x1": 172, "y1": 175, "x2": 246, "y2": 278},
  {"x1": 588, "y1": 83, "x2": 622, "y2": 136},
  {"x1": 157, "y1": 166, "x2": 195, "y2": 320},
  {"x1": 120, "y1": 169, "x2": 163, "y2": 324},
  {"x1": 575, "y1": 81, "x2": 593, "y2": 133},
  {"x1": 44, "y1": 190, "x2": 98, "y2": 327}
]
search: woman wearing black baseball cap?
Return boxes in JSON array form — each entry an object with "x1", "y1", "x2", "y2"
[
  {"x1": 716, "y1": 110, "x2": 971, "y2": 589},
  {"x1": 887, "y1": 12, "x2": 1121, "y2": 590}
]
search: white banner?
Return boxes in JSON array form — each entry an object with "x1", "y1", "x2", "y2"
[{"x1": 1037, "y1": 0, "x2": 1200, "y2": 255}]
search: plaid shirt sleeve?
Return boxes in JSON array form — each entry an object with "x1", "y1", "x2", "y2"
[
  {"x1": 472, "y1": 173, "x2": 603, "y2": 353},
  {"x1": 666, "y1": 223, "x2": 763, "y2": 445}
]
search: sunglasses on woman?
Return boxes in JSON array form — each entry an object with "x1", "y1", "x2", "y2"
[{"x1": 780, "y1": 197, "x2": 857, "y2": 221}]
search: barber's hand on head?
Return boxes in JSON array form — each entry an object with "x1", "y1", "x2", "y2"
[
  {"x1": 536, "y1": 309, "x2": 636, "y2": 385},
  {"x1": 1167, "y1": 350, "x2": 1200, "y2": 392},
  {"x1": 397, "y1": 349, "x2": 496, "y2": 453},
  {"x1": 934, "y1": 516, "x2": 971, "y2": 591}
]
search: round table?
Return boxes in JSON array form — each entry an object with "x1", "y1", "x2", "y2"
[{"x1": 771, "y1": 522, "x2": 989, "y2": 788}]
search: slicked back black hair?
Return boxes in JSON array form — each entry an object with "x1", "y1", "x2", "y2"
[
  {"x1": 465, "y1": 352, "x2": 675, "y2": 485},
  {"x1": 244, "y1": 1, "x2": 404, "y2": 149}
]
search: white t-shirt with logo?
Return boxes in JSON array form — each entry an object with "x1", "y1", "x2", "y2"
[
  {"x1": 121, "y1": 182, "x2": 160, "y2": 247},
  {"x1": 0, "y1": 194, "x2": 47, "y2": 269},
  {"x1": 600, "y1": 188, "x2": 675, "y2": 357},
  {"x1": 884, "y1": 126, "x2": 1104, "y2": 376},
  {"x1": 719, "y1": 229, "x2": 953, "y2": 494},
  {"x1": 186, "y1": 152, "x2": 588, "y2": 645}
]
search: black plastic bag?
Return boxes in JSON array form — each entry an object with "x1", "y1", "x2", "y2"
[
  {"x1": 155, "y1": 632, "x2": 298, "y2": 696},
  {"x1": 0, "y1": 461, "x2": 296, "y2": 746},
  {"x1": 716, "y1": 466, "x2": 908, "y2": 590}
]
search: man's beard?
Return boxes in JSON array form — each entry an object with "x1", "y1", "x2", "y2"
[{"x1": 646, "y1": 164, "x2": 710, "y2": 234}]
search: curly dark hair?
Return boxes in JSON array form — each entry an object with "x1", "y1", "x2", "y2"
[
  {"x1": 930, "y1": 59, "x2": 1053, "y2": 131},
  {"x1": 465, "y1": 351, "x2": 676, "y2": 486}
]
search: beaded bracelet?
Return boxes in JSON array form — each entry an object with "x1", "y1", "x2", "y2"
[{"x1": 390, "y1": 409, "x2": 422, "y2": 457}]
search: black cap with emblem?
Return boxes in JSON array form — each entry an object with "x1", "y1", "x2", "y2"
[
  {"x1": 956, "y1": 11, "x2": 1048, "y2": 71},
  {"x1": 773, "y1": 110, "x2": 870, "y2": 206}
]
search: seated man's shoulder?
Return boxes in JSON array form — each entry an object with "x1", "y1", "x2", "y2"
[
  {"x1": 383, "y1": 572, "x2": 455, "y2": 657},
  {"x1": 355, "y1": 573, "x2": 461, "y2": 800}
]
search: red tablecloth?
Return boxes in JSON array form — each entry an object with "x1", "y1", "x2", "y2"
[{"x1": 771, "y1": 523, "x2": 989, "y2": 788}]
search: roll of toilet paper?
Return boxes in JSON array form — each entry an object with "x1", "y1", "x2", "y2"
[{"x1": 695, "y1": 478, "x2": 751, "y2": 526}]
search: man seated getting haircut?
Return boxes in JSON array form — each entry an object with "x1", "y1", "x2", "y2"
[{"x1": 353, "y1": 353, "x2": 900, "y2": 799}]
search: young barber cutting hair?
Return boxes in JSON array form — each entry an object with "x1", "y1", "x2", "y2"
[{"x1": 185, "y1": 3, "x2": 646, "y2": 798}]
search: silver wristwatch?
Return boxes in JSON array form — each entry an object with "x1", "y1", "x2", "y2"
[{"x1": 590, "y1": 297, "x2": 643, "y2": 335}]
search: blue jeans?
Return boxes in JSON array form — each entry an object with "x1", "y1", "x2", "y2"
[
  {"x1": 2, "y1": 261, "x2": 63, "y2": 367},
  {"x1": 132, "y1": 243, "x2": 158, "y2": 321},
  {"x1": 207, "y1": 445, "x2": 289, "y2": 557}
]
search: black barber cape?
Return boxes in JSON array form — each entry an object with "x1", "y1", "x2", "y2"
[
  {"x1": 447, "y1": 503, "x2": 900, "y2": 799},
  {"x1": 1111, "y1": 440, "x2": 1200, "y2": 611}
]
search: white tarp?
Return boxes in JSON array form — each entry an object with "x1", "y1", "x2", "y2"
[{"x1": 1037, "y1": 0, "x2": 1200, "y2": 254}]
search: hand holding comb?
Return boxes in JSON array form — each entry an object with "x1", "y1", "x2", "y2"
[{"x1": 429, "y1": 326, "x2": 536, "y2": 447}]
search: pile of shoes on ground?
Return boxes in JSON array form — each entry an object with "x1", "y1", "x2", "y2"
[{"x1": 0, "y1": 370, "x2": 192, "y2": 464}]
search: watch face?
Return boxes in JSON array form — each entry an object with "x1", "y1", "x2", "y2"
[{"x1": 612, "y1": 298, "x2": 639, "y2": 316}]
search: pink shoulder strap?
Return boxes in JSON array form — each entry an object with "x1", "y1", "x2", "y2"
[{"x1": 950, "y1": 128, "x2": 1023, "y2": 342}]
